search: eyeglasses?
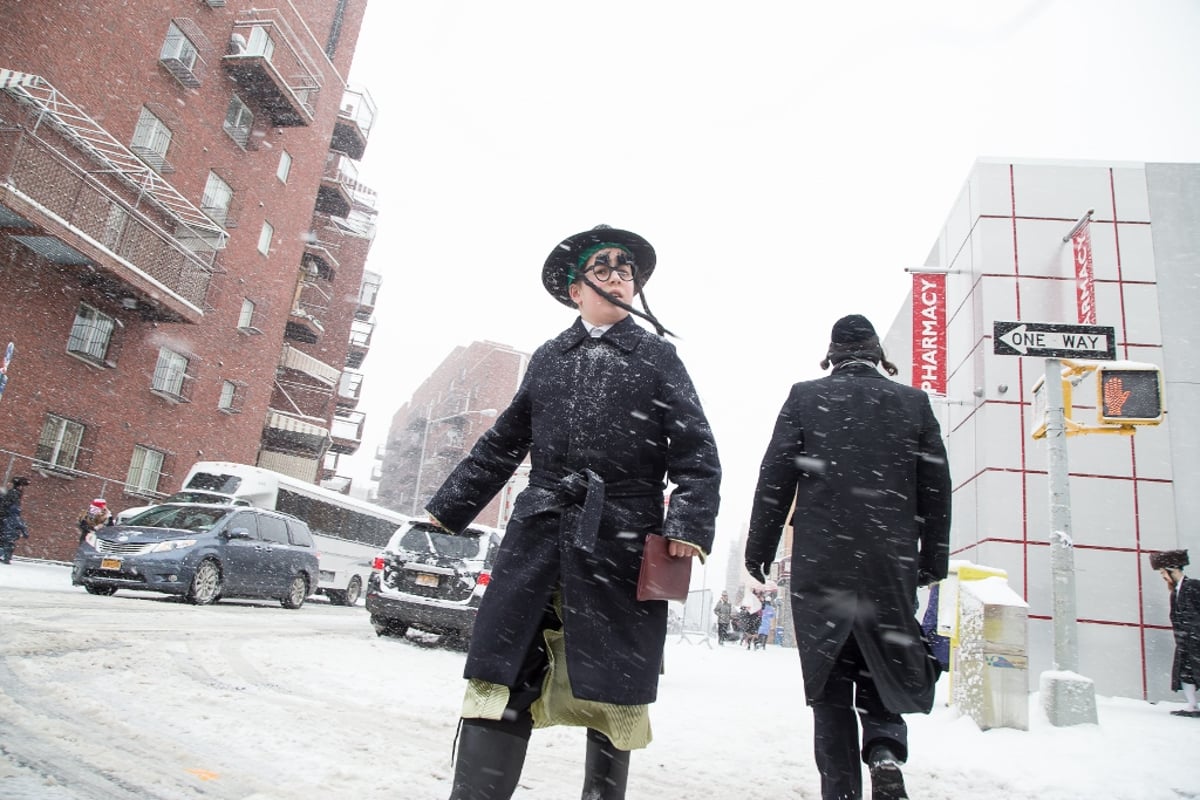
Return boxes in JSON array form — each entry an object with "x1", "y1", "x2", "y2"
[{"x1": 585, "y1": 264, "x2": 636, "y2": 283}]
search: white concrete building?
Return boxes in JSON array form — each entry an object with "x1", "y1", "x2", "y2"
[{"x1": 885, "y1": 158, "x2": 1200, "y2": 702}]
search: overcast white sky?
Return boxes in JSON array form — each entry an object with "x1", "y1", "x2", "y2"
[{"x1": 340, "y1": 1, "x2": 1200, "y2": 574}]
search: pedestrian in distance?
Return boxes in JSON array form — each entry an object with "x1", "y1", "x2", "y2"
[
  {"x1": 78, "y1": 498, "x2": 113, "y2": 543},
  {"x1": 714, "y1": 590, "x2": 733, "y2": 645},
  {"x1": 1150, "y1": 549, "x2": 1200, "y2": 718},
  {"x1": 756, "y1": 598, "x2": 777, "y2": 650},
  {"x1": 426, "y1": 224, "x2": 722, "y2": 800},
  {"x1": 746, "y1": 314, "x2": 951, "y2": 800},
  {"x1": 0, "y1": 476, "x2": 31, "y2": 563}
]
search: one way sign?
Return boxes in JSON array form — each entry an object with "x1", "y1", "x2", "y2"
[{"x1": 993, "y1": 321, "x2": 1116, "y2": 360}]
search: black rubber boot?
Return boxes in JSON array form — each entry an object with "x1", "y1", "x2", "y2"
[
  {"x1": 580, "y1": 728, "x2": 630, "y2": 800},
  {"x1": 448, "y1": 718, "x2": 530, "y2": 800}
]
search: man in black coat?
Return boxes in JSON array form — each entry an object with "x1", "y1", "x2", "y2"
[
  {"x1": 1150, "y1": 549, "x2": 1200, "y2": 717},
  {"x1": 427, "y1": 225, "x2": 721, "y2": 800},
  {"x1": 0, "y1": 476, "x2": 31, "y2": 564},
  {"x1": 746, "y1": 314, "x2": 951, "y2": 800}
]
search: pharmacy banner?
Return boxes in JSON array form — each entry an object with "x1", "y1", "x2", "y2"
[
  {"x1": 1071, "y1": 223, "x2": 1097, "y2": 324},
  {"x1": 911, "y1": 274, "x2": 946, "y2": 395}
]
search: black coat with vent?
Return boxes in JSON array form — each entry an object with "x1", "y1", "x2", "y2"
[{"x1": 746, "y1": 362, "x2": 951, "y2": 714}]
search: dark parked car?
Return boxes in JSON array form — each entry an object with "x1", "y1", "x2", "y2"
[
  {"x1": 72, "y1": 504, "x2": 319, "y2": 608},
  {"x1": 366, "y1": 520, "x2": 502, "y2": 644}
]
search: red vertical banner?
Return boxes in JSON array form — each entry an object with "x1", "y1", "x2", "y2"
[
  {"x1": 911, "y1": 274, "x2": 946, "y2": 394},
  {"x1": 1071, "y1": 224, "x2": 1097, "y2": 324}
]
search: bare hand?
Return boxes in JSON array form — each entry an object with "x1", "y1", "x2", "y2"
[{"x1": 667, "y1": 539, "x2": 700, "y2": 559}]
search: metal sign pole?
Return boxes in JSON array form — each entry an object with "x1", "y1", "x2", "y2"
[
  {"x1": 1040, "y1": 357, "x2": 1098, "y2": 725},
  {"x1": 1043, "y1": 358, "x2": 1078, "y2": 671}
]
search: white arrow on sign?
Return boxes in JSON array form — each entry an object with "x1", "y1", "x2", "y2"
[{"x1": 999, "y1": 324, "x2": 1111, "y2": 355}]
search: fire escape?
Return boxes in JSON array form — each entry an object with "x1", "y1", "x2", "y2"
[{"x1": 0, "y1": 69, "x2": 227, "y2": 321}]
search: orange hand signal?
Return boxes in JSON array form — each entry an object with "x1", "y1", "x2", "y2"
[{"x1": 1103, "y1": 376, "x2": 1131, "y2": 416}]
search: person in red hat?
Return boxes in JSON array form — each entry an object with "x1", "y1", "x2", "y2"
[
  {"x1": 78, "y1": 498, "x2": 113, "y2": 543},
  {"x1": 1150, "y1": 549, "x2": 1200, "y2": 717},
  {"x1": 427, "y1": 224, "x2": 721, "y2": 800}
]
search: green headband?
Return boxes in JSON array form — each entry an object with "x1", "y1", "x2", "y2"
[{"x1": 567, "y1": 242, "x2": 631, "y2": 284}]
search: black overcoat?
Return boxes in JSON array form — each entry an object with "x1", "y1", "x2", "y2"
[
  {"x1": 746, "y1": 362, "x2": 951, "y2": 714},
  {"x1": 1170, "y1": 576, "x2": 1200, "y2": 690},
  {"x1": 427, "y1": 316, "x2": 721, "y2": 705}
]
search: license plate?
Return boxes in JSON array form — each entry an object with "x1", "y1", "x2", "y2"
[
  {"x1": 415, "y1": 573, "x2": 439, "y2": 588},
  {"x1": 100, "y1": 558, "x2": 122, "y2": 570}
]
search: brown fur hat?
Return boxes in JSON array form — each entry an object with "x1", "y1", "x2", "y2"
[{"x1": 1150, "y1": 549, "x2": 1189, "y2": 570}]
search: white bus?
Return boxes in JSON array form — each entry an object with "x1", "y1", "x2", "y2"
[{"x1": 172, "y1": 461, "x2": 411, "y2": 606}]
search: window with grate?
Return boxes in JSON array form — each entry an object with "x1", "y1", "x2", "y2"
[
  {"x1": 125, "y1": 446, "x2": 166, "y2": 495},
  {"x1": 35, "y1": 414, "x2": 85, "y2": 471},
  {"x1": 151, "y1": 347, "x2": 190, "y2": 400},
  {"x1": 223, "y1": 95, "x2": 253, "y2": 147},
  {"x1": 66, "y1": 304, "x2": 115, "y2": 364},
  {"x1": 159, "y1": 22, "x2": 201, "y2": 87},
  {"x1": 200, "y1": 171, "x2": 233, "y2": 227},
  {"x1": 131, "y1": 107, "x2": 173, "y2": 172}
]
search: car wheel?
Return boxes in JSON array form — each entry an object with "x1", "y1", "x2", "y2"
[
  {"x1": 281, "y1": 574, "x2": 308, "y2": 609},
  {"x1": 187, "y1": 560, "x2": 222, "y2": 605},
  {"x1": 84, "y1": 584, "x2": 118, "y2": 596},
  {"x1": 342, "y1": 575, "x2": 363, "y2": 606},
  {"x1": 371, "y1": 615, "x2": 407, "y2": 638}
]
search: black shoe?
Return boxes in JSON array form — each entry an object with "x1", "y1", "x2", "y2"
[
  {"x1": 868, "y1": 746, "x2": 908, "y2": 800},
  {"x1": 1170, "y1": 708, "x2": 1200, "y2": 718}
]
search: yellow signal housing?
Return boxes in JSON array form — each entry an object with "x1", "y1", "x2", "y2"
[{"x1": 1095, "y1": 363, "x2": 1165, "y2": 426}]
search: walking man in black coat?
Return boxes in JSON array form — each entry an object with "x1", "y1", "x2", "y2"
[
  {"x1": 427, "y1": 225, "x2": 722, "y2": 800},
  {"x1": 0, "y1": 476, "x2": 31, "y2": 563},
  {"x1": 746, "y1": 314, "x2": 951, "y2": 800},
  {"x1": 1150, "y1": 549, "x2": 1200, "y2": 717}
]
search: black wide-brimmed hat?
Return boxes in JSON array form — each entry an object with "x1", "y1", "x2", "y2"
[
  {"x1": 542, "y1": 224, "x2": 656, "y2": 308},
  {"x1": 1150, "y1": 549, "x2": 1189, "y2": 570}
]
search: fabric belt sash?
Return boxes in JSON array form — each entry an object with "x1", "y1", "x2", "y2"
[{"x1": 529, "y1": 470, "x2": 662, "y2": 553}]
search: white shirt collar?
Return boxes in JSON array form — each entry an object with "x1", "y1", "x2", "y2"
[{"x1": 582, "y1": 320, "x2": 612, "y2": 338}]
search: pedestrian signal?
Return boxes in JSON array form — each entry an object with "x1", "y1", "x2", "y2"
[{"x1": 1096, "y1": 364, "x2": 1164, "y2": 425}]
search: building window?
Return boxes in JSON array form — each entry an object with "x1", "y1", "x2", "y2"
[
  {"x1": 257, "y1": 220, "x2": 273, "y2": 256},
  {"x1": 200, "y1": 171, "x2": 233, "y2": 227},
  {"x1": 125, "y1": 446, "x2": 166, "y2": 496},
  {"x1": 159, "y1": 21, "x2": 201, "y2": 87},
  {"x1": 66, "y1": 304, "x2": 116, "y2": 364},
  {"x1": 35, "y1": 414, "x2": 85, "y2": 472},
  {"x1": 218, "y1": 380, "x2": 246, "y2": 413},
  {"x1": 151, "y1": 347, "x2": 191, "y2": 401},
  {"x1": 237, "y1": 298, "x2": 256, "y2": 328},
  {"x1": 130, "y1": 106, "x2": 173, "y2": 172},
  {"x1": 223, "y1": 95, "x2": 253, "y2": 148},
  {"x1": 276, "y1": 150, "x2": 292, "y2": 183}
]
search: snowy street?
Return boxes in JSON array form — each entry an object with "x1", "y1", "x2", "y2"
[{"x1": 0, "y1": 559, "x2": 1196, "y2": 799}]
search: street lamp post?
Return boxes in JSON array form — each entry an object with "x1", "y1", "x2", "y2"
[{"x1": 411, "y1": 407, "x2": 497, "y2": 515}]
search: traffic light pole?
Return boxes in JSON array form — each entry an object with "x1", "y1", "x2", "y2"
[{"x1": 1041, "y1": 357, "x2": 1098, "y2": 725}]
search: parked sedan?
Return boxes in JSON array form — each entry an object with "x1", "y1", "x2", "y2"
[
  {"x1": 366, "y1": 520, "x2": 502, "y2": 644},
  {"x1": 72, "y1": 504, "x2": 319, "y2": 608}
]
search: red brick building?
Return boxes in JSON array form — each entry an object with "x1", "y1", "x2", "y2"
[
  {"x1": 0, "y1": 0, "x2": 380, "y2": 560},
  {"x1": 376, "y1": 341, "x2": 529, "y2": 528}
]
